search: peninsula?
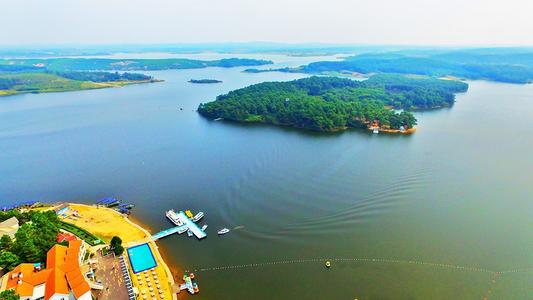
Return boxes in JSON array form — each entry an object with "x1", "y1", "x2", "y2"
[
  {"x1": 0, "y1": 72, "x2": 160, "y2": 97},
  {"x1": 198, "y1": 74, "x2": 468, "y2": 132},
  {"x1": 0, "y1": 57, "x2": 272, "y2": 97}
]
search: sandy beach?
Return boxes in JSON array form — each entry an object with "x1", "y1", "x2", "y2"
[{"x1": 61, "y1": 203, "x2": 179, "y2": 300}]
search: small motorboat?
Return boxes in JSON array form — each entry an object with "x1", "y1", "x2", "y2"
[
  {"x1": 325, "y1": 260, "x2": 331, "y2": 268},
  {"x1": 201, "y1": 224, "x2": 208, "y2": 231},
  {"x1": 192, "y1": 211, "x2": 204, "y2": 222},
  {"x1": 217, "y1": 228, "x2": 230, "y2": 235},
  {"x1": 373, "y1": 128, "x2": 379, "y2": 134},
  {"x1": 187, "y1": 229, "x2": 193, "y2": 237}
]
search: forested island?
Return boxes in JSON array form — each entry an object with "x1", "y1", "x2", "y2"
[
  {"x1": 0, "y1": 58, "x2": 273, "y2": 72},
  {"x1": 0, "y1": 71, "x2": 159, "y2": 96},
  {"x1": 189, "y1": 79, "x2": 223, "y2": 84},
  {"x1": 198, "y1": 75, "x2": 468, "y2": 133}
]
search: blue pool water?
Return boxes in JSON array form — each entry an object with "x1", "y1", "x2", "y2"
[{"x1": 127, "y1": 243, "x2": 157, "y2": 274}]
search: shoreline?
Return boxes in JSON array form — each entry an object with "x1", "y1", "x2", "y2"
[
  {"x1": 62, "y1": 203, "x2": 179, "y2": 300},
  {"x1": 121, "y1": 209, "x2": 180, "y2": 300},
  {"x1": 0, "y1": 79, "x2": 163, "y2": 97},
  {"x1": 368, "y1": 126, "x2": 417, "y2": 134}
]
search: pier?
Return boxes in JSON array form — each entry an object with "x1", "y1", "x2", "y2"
[
  {"x1": 151, "y1": 210, "x2": 207, "y2": 240},
  {"x1": 176, "y1": 211, "x2": 207, "y2": 239},
  {"x1": 151, "y1": 225, "x2": 187, "y2": 241}
]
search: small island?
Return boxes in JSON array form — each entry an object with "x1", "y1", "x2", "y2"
[
  {"x1": 198, "y1": 74, "x2": 468, "y2": 133},
  {"x1": 188, "y1": 79, "x2": 223, "y2": 84}
]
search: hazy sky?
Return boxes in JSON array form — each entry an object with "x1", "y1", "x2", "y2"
[{"x1": 2, "y1": 0, "x2": 533, "y2": 46}]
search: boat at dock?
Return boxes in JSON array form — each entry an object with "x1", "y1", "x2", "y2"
[
  {"x1": 97, "y1": 197, "x2": 121, "y2": 207},
  {"x1": 166, "y1": 209, "x2": 184, "y2": 226},
  {"x1": 217, "y1": 228, "x2": 230, "y2": 235},
  {"x1": 192, "y1": 211, "x2": 204, "y2": 222},
  {"x1": 187, "y1": 229, "x2": 193, "y2": 237},
  {"x1": 118, "y1": 203, "x2": 135, "y2": 209},
  {"x1": 161, "y1": 210, "x2": 207, "y2": 239},
  {"x1": 201, "y1": 224, "x2": 208, "y2": 231}
]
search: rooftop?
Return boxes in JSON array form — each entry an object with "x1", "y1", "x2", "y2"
[{"x1": 5, "y1": 240, "x2": 91, "y2": 300}]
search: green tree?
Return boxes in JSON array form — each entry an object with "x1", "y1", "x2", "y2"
[
  {"x1": 0, "y1": 251, "x2": 20, "y2": 271},
  {"x1": 0, "y1": 290, "x2": 19, "y2": 300},
  {"x1": 110, "y1": 236, "x2": 122, "y2": 248},
  {"x1": 10, "y1": 211, "x2": 60, "y2": 263},
  {"x1": 113, "y1": 245, "x2": 125, "y2": 256},
  {"x1": 110, "y1": 236, "x2": 124, "y2": 255},
  {"x1": 0, "y1": 235, "x2": 13, "y2": 252}
]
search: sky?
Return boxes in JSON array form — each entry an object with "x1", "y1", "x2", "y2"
[{"x1": 1, "y1": 0, "x2": 533, "y2": 46}]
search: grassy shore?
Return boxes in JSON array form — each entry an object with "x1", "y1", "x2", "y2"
[
  {"x1": 0, "y1": 73, "x2": 160, "y2": 97},
  {"x1": 61, "y1": 203, "x2": 178, "y2": 300}
]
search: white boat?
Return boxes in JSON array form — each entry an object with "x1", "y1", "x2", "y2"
[
  {"x1": 177, "y1": 226, "x2": 188, "y2": 234},
  {"x1": 187, "y1": 229, "x2": 193, "y2": 237},
  {"x1": 166, "y1": 210, "x2": 184, "y2": 226},
  {"x1": 217, "y1": 228, "x2": 230, "y2": 235},
  {"x1": 201, "y1": 224, "x2": 208, "y2": 231},
  {"x1": 373, "y1": 128, "x2": 379, "y2": 134},
  {"x1": 192, "y1": 212, "x2": 204, "y2": 222}
]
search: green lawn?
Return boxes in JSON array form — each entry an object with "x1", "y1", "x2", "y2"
[{"x1": 59, "y1": 221, "x2": 102, "y2": 246}]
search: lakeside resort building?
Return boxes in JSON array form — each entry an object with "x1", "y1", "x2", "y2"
[{"x1": 0, "y1": 240, "x2": 91, "y2": 300}]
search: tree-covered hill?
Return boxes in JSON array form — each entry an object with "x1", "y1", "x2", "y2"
[
  {"x1": 0, "y1": 58, "x2": 273, "y2": 72},
  {"x1": 298, "y1": 52, "x2": 533, "y2": 84},
  {"x1": 198, "y1": 75, "x2": 468, "y2": 132}
]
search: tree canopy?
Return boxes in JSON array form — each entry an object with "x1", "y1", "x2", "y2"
[
  {"x1": 0, "y1": 211, "x2": 60, "y2": 271},
  {"x1": 0, "y1": 290, "x2": 19, "y2": 300},
  {"x1": 198, "y1": 75, "x2": 467, "y2": 132},
  {"x1": 299, "y1": 52, "x2": 533, "y2": 84}
]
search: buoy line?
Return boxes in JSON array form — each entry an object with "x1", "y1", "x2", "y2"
[{"x1": 187, "y1": 257, "x2": 528, "y2": 274}]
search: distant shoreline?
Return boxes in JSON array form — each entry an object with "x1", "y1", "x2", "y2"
[{"x1": 0, "y1": 78, "x2": 162, "y2": 97}]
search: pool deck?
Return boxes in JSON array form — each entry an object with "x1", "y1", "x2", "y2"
[{"x1": 127, "y1": 243, "x2": 158, "y2": 274}]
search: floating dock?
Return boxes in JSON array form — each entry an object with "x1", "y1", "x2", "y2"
[
  {"x1": 152, "y1": 210, "x2": 207, "y2": 240},
  {"x1": 176, "y1": 211, "x2": 206, "y2": 239},
  {"x1": 151, "y1": 225, "x2": 187, "y2": 241}
]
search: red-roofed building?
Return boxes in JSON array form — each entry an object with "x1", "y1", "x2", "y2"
[
  {"x1": 57, "y1": 232, "x2": 77, "y2": 243},
  {"x1": 0, "y1": 240, "x2": 91, "y2": 300}
]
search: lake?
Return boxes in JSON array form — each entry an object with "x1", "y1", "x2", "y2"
[{"x1": 1, "y1": 54, "x2": 532, "y2": 299}]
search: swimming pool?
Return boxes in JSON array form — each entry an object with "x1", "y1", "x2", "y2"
[{"x1": 127, "y1": 243, "x2": 157, "y2": 274}]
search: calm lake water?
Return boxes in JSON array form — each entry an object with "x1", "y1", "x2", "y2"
[{"x1": 1, "y1": 54, "x2": 533, "y2": 299}]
